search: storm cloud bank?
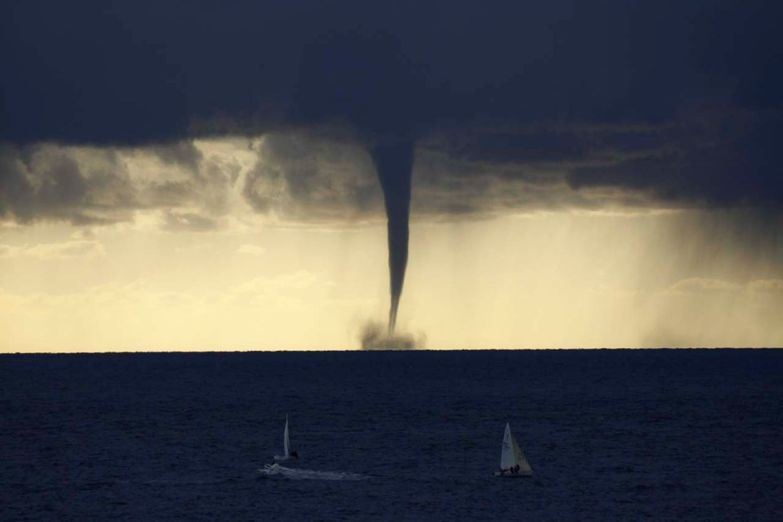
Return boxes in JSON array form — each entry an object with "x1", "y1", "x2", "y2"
[{"x1": 2, "y1": 0, "x2": 782, "y2": 217}]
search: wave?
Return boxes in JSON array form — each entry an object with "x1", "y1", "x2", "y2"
[{"x1": 258, "y1": 463, "x2": 368, "y2": 481}]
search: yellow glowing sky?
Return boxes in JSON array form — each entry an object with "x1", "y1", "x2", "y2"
[{"x1": 1, "y1": 138, "x2": 782, "y2": 351}]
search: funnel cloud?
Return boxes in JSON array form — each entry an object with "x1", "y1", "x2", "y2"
[{"x1": 370, "y1": 138, "x2": 414, "y2": 332}]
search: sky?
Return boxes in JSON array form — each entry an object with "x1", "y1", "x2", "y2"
[{"x1": 1, "y1": 0, "x2": 782, "y2": 351}]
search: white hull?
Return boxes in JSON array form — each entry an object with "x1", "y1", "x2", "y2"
[
  {"x1": 494, "y1": 470, "x2": 533, "y2": 478},
  {"x1": 273, "y1": 455, "x2": 291, "y2": 462}
]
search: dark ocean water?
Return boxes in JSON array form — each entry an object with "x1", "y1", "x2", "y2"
[{"x1": 1, "y1": 349, "x2": 782, "y2": 521}]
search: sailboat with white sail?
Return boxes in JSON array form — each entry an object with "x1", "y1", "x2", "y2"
[
  {"x1": 273, "y1": 415, "x2": 299, "y2": 462},
  {"x1": 494, "y1": 422, "x2": 532, "y2": 477}
]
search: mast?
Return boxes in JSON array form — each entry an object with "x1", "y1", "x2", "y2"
[{"x1": 283, "y1": 415, "x2": 290, "y2": 456}]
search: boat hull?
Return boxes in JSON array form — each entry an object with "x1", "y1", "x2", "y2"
[{"x1": 494, "y1": 471, "x2": 532, "y2": 478}]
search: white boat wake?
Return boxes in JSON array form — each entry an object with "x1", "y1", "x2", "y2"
[{"x1": 259, "y1": 463, "x2": 368, "y2": 481}]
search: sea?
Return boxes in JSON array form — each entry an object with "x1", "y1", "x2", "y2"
[{"x1": 1, "y1": 349, "x2": 781, "y2": 521}]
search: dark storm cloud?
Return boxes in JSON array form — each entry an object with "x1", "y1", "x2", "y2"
[
  {"x1": 242, "y1": 132, "x2": 380, "y2": 220},
  {"x1": 149, "y1": 142, "x2": 203, "y2": 172},
  {"x1": 0, "y1": 145, "x2": 137, "y2": 224},
  {"x1": 566, "y1": 108, "x2": 783, "y2": 207},
  {"x1": 1, "y1": 0, "x2": 782, "y2": 210},
  {"x1": 0, "y1": 142, "x2": 235, "y2": 226}
]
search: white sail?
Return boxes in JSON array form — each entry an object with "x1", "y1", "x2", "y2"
[
  {"x1": 511, "y1": 432, "x2": 533, "y2": 475},
  {"x1": 274, "y1": 415, "x2": 295, "y2": 461},
  {"x1": 498, "y1": 422, "x2": 533, "y2": 476},
  {"x1": 283, "y1": 415, "x2": 290, "y2": 456},
  {"x1": 500, "y1": 423, "x2": 515, "y2": 470}
]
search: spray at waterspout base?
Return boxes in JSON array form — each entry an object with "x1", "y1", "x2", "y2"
[{"x1": 360, "y1": 321, "x2": 424, "y2": 350}]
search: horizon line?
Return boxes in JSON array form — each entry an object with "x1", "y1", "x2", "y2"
[{"x1": 2, "y1": 346, "x2": 781, "y2": 356}]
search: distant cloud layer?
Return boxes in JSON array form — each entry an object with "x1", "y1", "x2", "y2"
[
  {"x1": 0, "y1": 239, "x2": 105, "y2": 260},
  {"x1": 1, "y1": 0, "x2": 782, "y2": 221}
]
